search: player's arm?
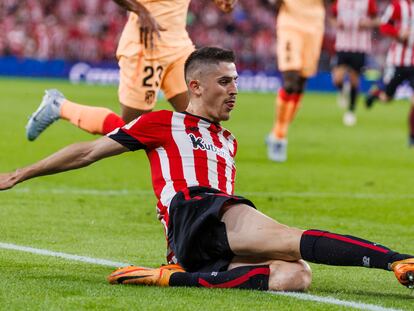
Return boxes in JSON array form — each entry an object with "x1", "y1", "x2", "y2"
[
  {"x1": 379, "y1": 1, "x2": 407, "y2": 43},
  {"x1": 328, "y1": 0, "x2": 343, "y2": 30},
  {"x1": 359, "y1": 0, "x2": 380, "y2": 29},
  {"x1": 213, "y1": 0, "x2": 238, "y2": 13},
  {"x1": 0, "y1": 137, "x2": 129, "y2": 191},
  {"x1": 111, "y1": 0, "x2": 165, "y2": 48}
]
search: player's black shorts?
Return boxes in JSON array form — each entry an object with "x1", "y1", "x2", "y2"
[
  {"x1": 168, "y1": 186, "x2": 255, "y2": 273},
  {"x1": 384, "y1": 66, "x2": 414, "y2": 98},
  {"x1": 335, "y1": 51, "x2": 366, "y2": 73}
]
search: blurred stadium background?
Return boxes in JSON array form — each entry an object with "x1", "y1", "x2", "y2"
[{"x1": 0, "y1": 0, "x2": 395, "y2": 92}]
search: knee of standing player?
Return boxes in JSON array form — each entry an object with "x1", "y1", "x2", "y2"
[
  {"x1": 283, "y1": 80, "x2": 298, "y2": 94},
  {"x1": 268, "y1": 260, "x2": 312, "y2": 292}
]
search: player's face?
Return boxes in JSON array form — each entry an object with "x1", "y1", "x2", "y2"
[{"x1": 199, "y1": 62, "x2": 238, "y2": 122}]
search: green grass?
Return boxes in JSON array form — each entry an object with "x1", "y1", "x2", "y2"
[{"x1": 1, "y1": 78, "x2": 414, "y2": 310}]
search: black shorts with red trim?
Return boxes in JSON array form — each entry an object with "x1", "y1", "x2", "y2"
[{"x1": 168, "y1": 186, "x2": 255, "y2": 273}]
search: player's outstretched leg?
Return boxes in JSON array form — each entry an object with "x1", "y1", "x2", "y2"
[
  {"x1": 109, "y1": 261, "x2": 311, "y2": 291},
  {"x1": 26, "y1": 89, "x2": 126, "y2": 141},
  {"x1": 222, "y1": 204, "x2": 414, "y2": 289},
  {"x1": 365, "y1": 86, "x2": 381, "y2": 109},
  {"x1": 26, "y1": 89, "x2": 64, "y2": 141}
]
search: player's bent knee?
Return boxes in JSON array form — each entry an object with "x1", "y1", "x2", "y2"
[{"x1": 268, "y1": 260, "x2": 312, "y2": 292}]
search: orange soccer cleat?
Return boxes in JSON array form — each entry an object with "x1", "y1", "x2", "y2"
[
  {"x1": 391, "y1": 258, "x2": 414, "y2": 288},
  {"x1": 108, "y1": 264, "x2": 184, "y2": 287}
]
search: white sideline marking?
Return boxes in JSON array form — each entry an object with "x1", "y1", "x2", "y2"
[
  {"x1": 12, "y1": 187, "x2": 414, "y2": 200},
  {"x1": 270, "y1": 292, "x2": 402, "y2": 311},
  {"x1": 0, "y1": 242, "x2": 403, "y2": 311},
  {"x1": 0, "y1": 242, "x2": 129, "y2": 267}
]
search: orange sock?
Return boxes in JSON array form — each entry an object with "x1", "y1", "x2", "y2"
[
  {"x1": 286, "y1": 93, "x2": 303, "y2": 122},
  {"x1": 272, "y1": 88, "x2": 291, "y2": 139},
  {"x1": 60, "y1": 100, "x2": 124, "y2": 135}
]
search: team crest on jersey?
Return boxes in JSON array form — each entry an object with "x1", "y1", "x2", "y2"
[
  {"x1": 188, "y1": 133, "x2": 233, "y2": 161},
  {"x1": 145, "y1": 90, "x2": 155, "y2": 105}
]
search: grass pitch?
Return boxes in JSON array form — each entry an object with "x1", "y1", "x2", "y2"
[{"x1": 0, "y1": 78, "x2": 414, "y2": 310}]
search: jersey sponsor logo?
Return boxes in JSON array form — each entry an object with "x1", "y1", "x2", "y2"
[{"x1": 188, "y1": 133, "x2": 233, "y2": 162}]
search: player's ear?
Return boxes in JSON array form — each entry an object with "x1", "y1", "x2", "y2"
[{"x1": 189, "y1": 80, "x2": 202, "y2": 96}]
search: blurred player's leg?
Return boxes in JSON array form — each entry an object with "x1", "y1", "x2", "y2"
[
  {"x1": 161, "y1": 47, "x2": 193, "y2": 112},
  {"x1": 268, "y1": 72, "x2": 305, "y2": 162},
  {"x1": 408, "y1": 76, "x2": 414, "y2": 146},
  {"x1": 268, "y1": 26, "x2": 322, "y2": 162},
  {"x1": 342, "y1": 70, "x2": 360, "y2": 127},
  {"x1": 168, "y1": 92, "x2": 189, "y2": 112},
  {"x1": 332, "y1": 64, "x2": 348, "y2": 109}
]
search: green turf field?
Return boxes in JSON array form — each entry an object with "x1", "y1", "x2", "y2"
[{"x1": 1, "y1": 78, "x2": 413, "y2": 310}]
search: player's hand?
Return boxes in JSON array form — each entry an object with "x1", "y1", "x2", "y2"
[
  {"x1": 398, "y1": 29, "x2": 410, "y2": 44},
  {"x1": 0, "y1": 172, "x2": 18, "y2": 191},
  {"x1": 214, "y1": 0, "x2": 238, "y2": 13},
  {"x1": 111, "y1": 0, "x2": 165, "y2": 49},
  {"x1": 137, "y1": 12, "x2": 166, "y2": 49},
  {"x1": 336, "y1": 20, "x2": 345, "y2": 30},
  {"x1": 358, "y1": 18, "x2": 372, "y2": 29}
]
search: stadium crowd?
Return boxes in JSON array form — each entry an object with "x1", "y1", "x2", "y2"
[{"x1": 0, "y1": 0, "x2": 390, "y2": 71}]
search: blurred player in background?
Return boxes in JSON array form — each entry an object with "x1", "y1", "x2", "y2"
[
  {"x1": 365, "y1": 0, "x2": 414, "y2": 146},
  {"x1": 266, "y1": 0, "x2": 325, "y2": 162},
  {"x1": 25, "y1": 0, "x2": 237, "y2": 141},
  {"x1": 330, "y1": 0, "x2": 378, "y2": 127}
]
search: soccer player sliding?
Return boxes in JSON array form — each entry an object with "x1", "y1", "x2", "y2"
[{"x1": 1, "y1": 48, "x2": 413, "y2": 291}]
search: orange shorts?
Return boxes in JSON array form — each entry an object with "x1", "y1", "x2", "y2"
[
  {"x1": 276, "y1": 27, "x2": 323, "y2": 77},
  {"x1": 116, "y1": 17, "x2": 195, "y2": 110}
]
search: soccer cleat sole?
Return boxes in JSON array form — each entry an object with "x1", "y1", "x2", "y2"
[
  {"x1": 26, "y1": 89, "x2": 63, "y2": 141},
  {"x1": 407, "y1": 272, "x2": 414, "y2": 289}
]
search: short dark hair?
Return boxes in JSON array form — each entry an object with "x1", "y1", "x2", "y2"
[{"x1": 184, "y1": 47, "x2": 236, "y2": 82}]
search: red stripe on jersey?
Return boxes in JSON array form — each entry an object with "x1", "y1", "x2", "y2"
[
  {"x1": 166, "y1": 116, "x2": 188, "y2": 192},
  {"x1": 368, "y1": 0, "x2": 378, "y2": 16},
  {"x1": 198, "y1": 267, "x2": 270, "y2": 288},
  {"x1": 147, "y1": 150, "x2": 166, "y2": 201},
  {"x1": 209, "y1": 125, "x2": 227, "y2": 193},
  {"x1": 223, "y1": 130, "x2": 237, "y2": 194},
  {"x1": 184, "y1": 115, "x2": 211, "y2": 188},
  {"x1": 304, "y1": 230, "x2": 390, "y2": 253}
]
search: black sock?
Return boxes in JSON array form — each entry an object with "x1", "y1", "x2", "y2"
[
  {"x1": 169, "y1": 265, "x2": 270, "y2": 290},
  {"x1": 349, "y1": 86, "x2": 358, "y2": 111},
  {"x1": 300, "y1": 229, "x2": 412, "y2": 270},
  {"x1": 335, "y1": 82, "x2": 343, "y2": 90}
]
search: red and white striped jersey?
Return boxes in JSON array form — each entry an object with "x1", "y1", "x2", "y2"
[
  {"x1": 380, "y1": 0, "x2": 414, "y2": 67},
  {"x1": 332, "y1": 0, "x2": 378, "y2": 53},
  {"x1": 108, "y1": 109, "x2": 237, "y2": 233}
]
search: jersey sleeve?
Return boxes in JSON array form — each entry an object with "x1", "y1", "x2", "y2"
[
  {"x1": 368, "y1": 0, "x2": 378, "y2": 17},
  {"x1": 331, "y1": 1, "x2": 338, "y2": 17},
  {"x1": 107, "y1": 110, "x2": 172, "y2": 151},
  {"x1": 380, "y1": 1, "x2": 400, "y2": 38}
]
